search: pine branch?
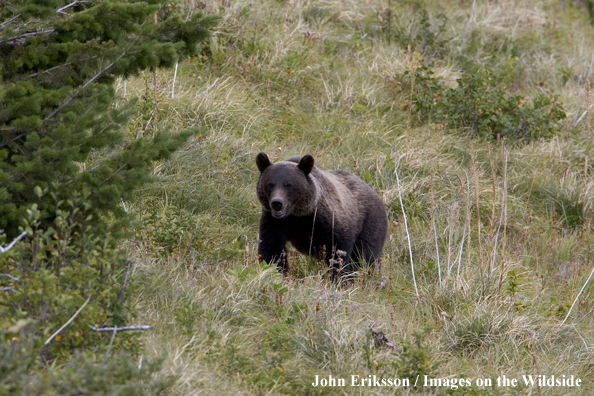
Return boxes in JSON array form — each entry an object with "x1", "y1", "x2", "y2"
[
  {"x1": 27, "y1": 56, "x2": 98, "y2": 78},
  {"x1": 0, "y1": 133, "x2": 26, "y2": 149},
  {"x1": 0, "y1": 29, "x2": 55, "y2": 46},
  {"x1": 0, "y1": 14, "x2": 21, "y2": 30},
  {"x1": 43, "y1": 46, "x2": 140, "y2": 122},
  {"x1": 57, "y1": 1, "x2": 94, "y2": 16}
]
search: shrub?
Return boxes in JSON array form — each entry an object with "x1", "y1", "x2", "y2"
[
  {"x1": 0, "y1": 194, "x2": 137, "y2": 362},
  {"x1": 410, "y1": 65, "x2": 566, "y2": 142},
  {"x1": 1, "y1": 342, "x2": 173, "y2": 396}
]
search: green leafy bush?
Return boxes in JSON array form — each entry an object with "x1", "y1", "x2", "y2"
[
  {"x1": 392, "y1": 330, "x2": 439, "y2": 386},
  {"x1": 410, "y1": 65, "x2": 566, "y2": 142},
  {"x1": 1, "y1": 341, "x2": 172, "y2": 396},
  {"x1": 0, "y1": 195, "x2": 137, "y2": 362},
  {"x1": 137, "y1": 204, "x2": 245, "y2": 262}
]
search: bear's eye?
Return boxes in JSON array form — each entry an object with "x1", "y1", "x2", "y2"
[
  {"x1": 267, "y1": 182, "x2": 274, "y2": 188},
  {"x1": 286, "y1": 183, "x2": 292, "y2": 188}
]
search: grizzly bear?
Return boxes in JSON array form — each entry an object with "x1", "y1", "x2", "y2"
[{"x1": 255, "y1": 152, "x2": 388, "y2": 276}]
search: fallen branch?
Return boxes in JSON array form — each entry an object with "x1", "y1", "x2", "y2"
[
  {"x1": 0, "y1": 274, "x2": 20, "y2": 282},
  {"x1": 1, "y1": 14, "x2": 21, "y2": 30},
  {"x1": 45, "y1": 296, "x2": 91, "y2": 345},
  {"x1": 89, "y1": 325, "x2": 153, "y2": 332},
  {"x1": 0, "y1": 29, "x2": 55, "y2": 46},
  {"x1": 56, "y1": 1, "x2": 93, "y2": 16},
  {"x1": 490, "y1": 149, "x2": 508, "y2": 274},
  {"x1": 562, "y1": 266, "x2": 594, "y2": 325},
  {"x1": 430, "y1": 169, "x2": 441, "y2": 287},
  {"x1": 0, "y1": 231, "x2": 27, "y2": 253}
]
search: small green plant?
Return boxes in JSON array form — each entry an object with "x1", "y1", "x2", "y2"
[
  {"x1": 138, "y1": 204, "x2": 245, "y2": 261},
  {"x1": 504, "y1": 270, "x2": 521, "y2": 296},
  {"x1": 175, "y1": 301, "x2": 204, "y2": 336},
  {"x1": 392, "y1": 330, "x2": 439, "y2": 388}
]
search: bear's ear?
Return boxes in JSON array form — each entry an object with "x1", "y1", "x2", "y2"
[
  {"x1": 256, "y1": 152, "x2": 272, "y2": 173},
  {"x1": 298, "y1": 154, "x2": 314, "y2": 176}
]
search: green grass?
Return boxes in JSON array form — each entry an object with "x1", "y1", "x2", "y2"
[{"x1": 118, "y1": 0, "x2": 594, "y2": 393}]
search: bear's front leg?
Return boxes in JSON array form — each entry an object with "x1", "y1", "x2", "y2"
[
  {"x1": 258, "y1": 212, "x2": 289, "y2": 273},
  {"x1": 327, "y1": 246, "x2": 354, "y2": 281}
]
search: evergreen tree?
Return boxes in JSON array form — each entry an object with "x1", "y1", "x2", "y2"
[{"x1": 0, "y1": 0, "x2": 219, "y2": 237}]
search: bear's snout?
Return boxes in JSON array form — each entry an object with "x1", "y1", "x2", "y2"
[
  {"x1": 271, "y1": 199, "x2": 283, "y2": 211},
  {"x1": 270, "y1": 198, "x2": 287, "y2": 218}
]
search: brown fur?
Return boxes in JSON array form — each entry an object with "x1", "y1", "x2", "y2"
[{"x1": 256, "y1": 153, "x2": 388, "y2": 276}]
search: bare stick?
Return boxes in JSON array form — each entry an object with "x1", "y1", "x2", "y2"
[
  {"x1": 465, "y1": 169, "x2": 472, "y2": 282},
  {"x1": 116, "y1": 260, "x2": 131, "y2": 305},
  {"x1": 45, "y1": 296, "x2": 91, "y2": 345},
  {"x1": 453, "y1": 172, "x2": 469, "y2": 282},
  {"x1": 574, "y1": 305, "x2": 594, "y2": 326},
  {"x1": 0, "y1": 231, "x2": 27, "y2": 253},
  {"x1": 469, "y1": 141, "x2": 484, "y2": 292},
  {"x1": 461, "y1": 0, "x2": 477, "y2": 50},
  {"x1": 0, "y1": 287, "x2": 16, "y2": 292},
  {"x1": 455, "y1": 213, "x2": 467, "y2": 280},
  {"x1": 584, "y1": 157, "x2": 589, "y2": 207},
  {"x1": 394, "y1": 146, "x2": 419, "y2": 297},
  {"x1": 1, "y1": 14, "x2": 21, "y2": 30},
  {"x1": 89, "y1": 325, "x2": 153, "y2": 332},
  {"x1": 0, "y1": 274, "x2": 20, "y2": 281},
  {"x1": 28, "y1": 56, "x2": 99, "y2": 78},
  {"x1": 487, "y1": 141, "x2": 496, "y2": 229},
  {"x1": 446, "y1": 199, "x2": 456, "y2": 276},
  {"x1": 498, "y1": 140, "x2": 508, "y2": 292},
  {"x1": 491, "y1": 149, "x2": 508, "y2": 274},
  {"x1": 0, "y1": 29, "x2": 55, "y2": 46},
  {"x1": 44, "y1": 40, "x2": 140, "y2": 122},
  {"x1": 171, "y1": 62, "x2": 179, "y2": 98},
  {"x1": 430, "y1": 169, "x2": 441, "y2": 287},
  {"x1": 574, "y1": 53, "x2": 594, "y2": 126},
  {"x1": 562, "y1": 266, "x2": 594, "y2": 325},
  {"x1": 108, "y1": 327, "x2": 117, "y2": 349},
  {"x1": 56, "y1": 1, "x2": 92, "y2": 15}
]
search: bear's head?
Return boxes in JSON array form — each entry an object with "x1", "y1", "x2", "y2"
[{"x1": 256, "y1": 153, "x2": 319, "y2": 219}]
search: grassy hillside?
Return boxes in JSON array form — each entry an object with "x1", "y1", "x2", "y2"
[{"x1": 122, "y1": 0, "x2": 594, "y2": 394}]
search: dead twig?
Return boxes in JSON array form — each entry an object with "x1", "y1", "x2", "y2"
[
  {"x1": 394, "y1": 144, "x2": 419, "y2": 298},
  {"x1": 45, "y1": 296, "x2": 91, "y2": 345},
  {"x1": 0, "y1": 231, "x2": 27, "y2": 253},
  {"x1": 89, "y1": 325, "x2": 153, "y2": 332}
]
